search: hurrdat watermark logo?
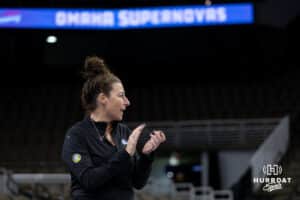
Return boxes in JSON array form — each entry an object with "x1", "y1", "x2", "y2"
[{"x1": 253, "y1": 164, "x2": 292, "y2": 192}]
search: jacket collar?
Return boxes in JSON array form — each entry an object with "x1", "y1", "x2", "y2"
[{"x1": 82, "y1": 115, "x2": 119, "y2": 135}]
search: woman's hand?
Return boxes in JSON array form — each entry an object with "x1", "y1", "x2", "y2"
[
  {"x1": 142, "y1": 130, "x2": 166, "y2": 155},
  {"x1": 125, "y1": 124, "x2": 146, "y2": 156}
]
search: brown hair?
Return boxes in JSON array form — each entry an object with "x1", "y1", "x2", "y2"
[{"x1": 81, "y1": 56, "x2": 121, "y2": 114}]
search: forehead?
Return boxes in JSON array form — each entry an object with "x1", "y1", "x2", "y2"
[{"x1": 111, "y1": 82, "x2": 124, "y2": 93}]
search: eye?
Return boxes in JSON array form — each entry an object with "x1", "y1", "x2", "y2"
[{"x1": 119, "y1": 92, "x2": 125, "y2": 98}]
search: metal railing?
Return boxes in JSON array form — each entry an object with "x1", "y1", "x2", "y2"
[{"x1": 127, "y1": 118, "x2": 280, "y2": 150}]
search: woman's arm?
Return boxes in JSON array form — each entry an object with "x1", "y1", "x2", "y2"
[
  {"x1": 132, "y1": 152, "x2": 154, "y2": 189},
  {"x1": 131, "y1": 128, "x2": 166, "y2": 189},
  {"x1": 61, "y1": 128, "x2": 131, "y2": 191}
]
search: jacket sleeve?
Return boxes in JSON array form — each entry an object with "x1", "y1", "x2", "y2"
[
  {"x1": 61, "y1": 127, "x2": 131, "y2": 191},
  {"x1": 132, "y1": 152, "x2": 154, "y2": 189}
]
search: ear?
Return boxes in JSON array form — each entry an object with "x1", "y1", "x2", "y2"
[{"x1": 97, "y1": 93, "x2": 108, "y2": 105}]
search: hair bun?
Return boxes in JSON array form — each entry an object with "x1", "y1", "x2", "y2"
[{"x1": 82, "y1": 56, "x2": 110, "y2": 80}]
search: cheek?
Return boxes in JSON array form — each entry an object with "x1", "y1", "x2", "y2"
[
  {"x1": 105, "y1": 102, "x2": 114, "y2": 113},
  {"x1": 108, "y1": 100, "x2": 121, "y2": 112}
]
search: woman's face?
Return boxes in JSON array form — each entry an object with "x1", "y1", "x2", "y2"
[{"x1": 102, "y1": 82, "x2": 130, "y2": 121}]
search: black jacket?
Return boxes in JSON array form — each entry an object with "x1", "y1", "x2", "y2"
[{"x1": 61, "y1": 116, "x2": 154, "y2": 200}]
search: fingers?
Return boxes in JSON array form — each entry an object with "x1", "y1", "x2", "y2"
[
  {"x1": 142, "y1": 130, "x2": 166, "y2": 155},
  {"x1": 156, "y1": 131, "x2": 166, "y2": 142},
  {"x1": 151, "y1": 132, "x2": 160, "y2": 143},
  {"x1": 151, "y1": 130, "x2": 166, "y2": 143},
  {"x1": 149, "y1": 137, "x2": 158, "y2": 148},
  {"x1": 126, "y1": 123, "x2": 146, "y2": 156},
  {"x1": 133, "y1": 123, "x2": 146, "y2": 134},
  {"x1": 137, "y1": 123, "x2": 146, "y2": 133},
  {"x1": 149, "y1": 132, "x2": 161, "y2": 150},
  {"x1": 131, "y1": 123, "x2": 146, "y2": 141},
  {"x1": 159, "y1": 131, "x2": 166, "y2": 142},
  {"x1": 142, "y1": 142, "x2": 153, "y2": 154}
]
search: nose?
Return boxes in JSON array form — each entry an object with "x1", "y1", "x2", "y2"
[{"x1": 124, "y1": 96, "x2": 130, "y2": 107}]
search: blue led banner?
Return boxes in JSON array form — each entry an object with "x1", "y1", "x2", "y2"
[{"x1": 0, "y1": 3, "x2": 253, "y2": 30}]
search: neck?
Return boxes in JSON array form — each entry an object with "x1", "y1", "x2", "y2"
[{"x1": 90, "y1": 109, "x2": 111, "y2": 123}]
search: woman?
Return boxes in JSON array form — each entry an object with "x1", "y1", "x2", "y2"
[{"x1": 62, "y1": 56, "x2": 166, "y2": 200}]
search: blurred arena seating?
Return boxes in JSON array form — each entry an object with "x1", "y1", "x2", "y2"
[{"x1": 0, "y1": 84, "x2": 81, "y2": 172}]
